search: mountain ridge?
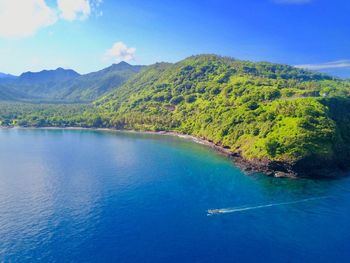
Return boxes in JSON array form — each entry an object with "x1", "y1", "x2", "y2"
[
  {"x1": 0, "y1": 73, "x2": 17, "y2": 79},
  {"x1": 0, "y1": 61, "x2": 143, "y2": 102}
]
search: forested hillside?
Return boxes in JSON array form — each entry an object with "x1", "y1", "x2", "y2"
[
  {"x1": 57, "y1": 62, "x2": 143, "y2": 101},
  {"x1": 2, "y1": 55, "x2": 350, "y2": 177},
  {"x1": 95, "y1": 55, "x2": 350, "y2": 176}
]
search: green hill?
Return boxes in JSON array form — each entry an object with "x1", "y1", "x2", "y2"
[{"x1": 95, "y1": 55, "x2": 350, "y2": 177}]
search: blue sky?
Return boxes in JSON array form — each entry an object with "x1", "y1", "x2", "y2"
[{"x1": 0, "y1": 0, "x2": 349, "y2": 77}]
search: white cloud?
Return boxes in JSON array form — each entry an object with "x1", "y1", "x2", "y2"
[
  {"x1": 57, "y1": 0, "x2": 91, "y2": 21},
  {"x1": 92, "y1": 0, "x2": 103, "y2": 8},
  {"x1": 105, "y1": 42, "x2": 136, "y2": 62},
  {"x1": 295, "y1": 60, "x2": 350, "y2": 70},
  {"x1": 0, "y1": 0, "x2": 57, "y2": 38},
  {"x1": 273, "y1": 0, "x2": 312, "y2": 4},
  {"x1": 0, "y1": 0, "x2": 103, "y2": 39}
]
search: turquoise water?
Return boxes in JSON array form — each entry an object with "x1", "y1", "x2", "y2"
[{"x1": 0, "y1": 128, "x2": 350, "y2": 262}]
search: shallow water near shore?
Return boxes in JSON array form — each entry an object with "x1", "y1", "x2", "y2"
[{"x1": 1, "y1": 128, "x2": 350, "y2": 262}]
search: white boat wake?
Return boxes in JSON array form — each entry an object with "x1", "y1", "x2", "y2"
[{"x1": 207, "y1": 196, "x2": 328, "y2": 216}]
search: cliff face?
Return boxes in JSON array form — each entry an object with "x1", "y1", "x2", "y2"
[{"x1": 232, "y1": 156, "x2": 349, "y2": 178}]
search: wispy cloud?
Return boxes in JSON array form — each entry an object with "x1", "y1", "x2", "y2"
[
  {"x1": 0, "y1": 0, "x2": 103, "y2": 39},
  {"x1": 57, "y1": 0, "x2": 91, "y2": 21},
  {"x1": 273, "y1": 0, "x2": 312, "y2": 4},
  {"x1": 295, "y1": 60, "x2": 350, "y2": 70},
  {"x1": 105, "y1": 42, "x2": 136, "y2": 62}
]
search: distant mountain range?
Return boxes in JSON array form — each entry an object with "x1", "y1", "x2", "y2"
[
  {"x1": 0, "y1": 62, "x2": 143, "y2": 102},
  {"x1": 0, "y1": 73, "x2": 17, "y2": 79},
  {"x1": 18, "y1": 68, "x2": 80, "y2": 84}
]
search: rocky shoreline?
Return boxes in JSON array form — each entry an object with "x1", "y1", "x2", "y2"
[{"x1": 1, "y1": 126, "x2": 346, "y2": 178}]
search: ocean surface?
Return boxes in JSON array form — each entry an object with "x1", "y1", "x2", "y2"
[{"x1": 0, "y1": 128, "x2": 350, "y2": 262}]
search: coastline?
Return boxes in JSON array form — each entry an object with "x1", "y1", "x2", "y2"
[{"x1": 1, "y1": 125, "x2": 299, "y2": 178}]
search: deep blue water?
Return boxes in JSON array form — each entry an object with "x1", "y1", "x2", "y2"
[{"x1": 0, "y1": 128, "x2": 350, "y2": 262}]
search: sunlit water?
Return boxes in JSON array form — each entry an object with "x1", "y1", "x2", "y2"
[{"x1": 0, "y1": 128, "x2": 350, "y2": 262}]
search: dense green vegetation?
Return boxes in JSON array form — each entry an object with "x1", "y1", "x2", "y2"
[
  {"x1": 0, "y1": 103, "x2": 98, "y2": 127},
  {"x1": 96, "y1": 56, "x2": 350, "y2": 163},
  {"x1": 2, "y1": 55, "x2": 350, "y2": 176}
]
